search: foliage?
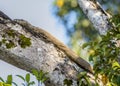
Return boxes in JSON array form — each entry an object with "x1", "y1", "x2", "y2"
[
  {"x1": 77, "y1": 72, "x2": 91, "y2": 86},
  {"x1": 16, "y1": 73, "x2": 35, "y2": 86},
  {"x1": 53, "y1": 0, "x2": 120, "y2": 85},
  {"x1": 52, "y1": 0, "x2": 105, "y2": 59},
  {"x1": 53, "y1": 0, "x2": 120, "y2": 60},
  {"x1": 0, "y1": 75, "x2": 17, "y2": 86},
  {"x1": 82, "y1": 14, "x2": 120, "y2": 85},
  {"x1": 32, "y1": 69, "x2": 49, "y2": 83},
  {"x1": 0, "y1": 82, "x2": 11, "y2": 86},
  {"x1": 1, "y1": 0, "x2": 120, "y2": 86},
  {"x1": 0, "y1": 69, "x2": 49, "y2": 86}
]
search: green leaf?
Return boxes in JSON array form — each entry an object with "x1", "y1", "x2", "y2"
[
  {"x1": 117, "y1": 76, "x2": 120, "y2": 86},
  {"x1": 32, "y1": 69, "x2": 38, "y2": 80},
  {"x1": 116, "y1": 34, "x2": 120, "y2": 39},
  {"x1": 39, "y1": 70, "x2": 44, "y2": 81},
  {"x1": 89, "y1": 55, "x2": 93, "y2": 61},
  {"x1": 12, "y1": 82, "x2": 18, "y2": 86},
  {"x1": 112, "y1": 62, "x2": 120, "y2": 69},
  {"x1": 84, "y1": 76, "x2": 92, "y2": 86},
  {"x1": 112, "y1": 14, "x2": 120, "y2": 26},
  {"x1": 112, "y1": 75, "x2": 120, "y2": 85},
  {"x1": 6, "y1": 75, "x2": 12, "y2": 85},
  {"x1": 41, "y1": 77, "x2": 48, "y2": 83},
  {"x1": 78, "y1": 80, "x2": 83, "y2": 86},
  {"x1": 25, "y1": 73, "x2": 30, "y2": 83},
  {"x1": 95, "y1": 82, "x2": 100, "y2": 86},
  {"x1": 82, "y1": 42, "x2": 91, "y2": 49},
  {"x1": 3, "y1": 83, "x2": 11, "y2": 86},
  {"x1": 0, "y1": 77, "x2": 4, "y2": 82},
  {"x1": 16, "y1": 75, "x2": 25, "y2": 81},
  {"x1": 28, "y1": 81, "x2": 35, "y2": 86}
]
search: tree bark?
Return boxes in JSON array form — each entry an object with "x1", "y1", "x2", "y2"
[
  {"x1": 78, "y1": 0, "x2": 111, "y2": 35},
  {"x1": 0, "y1": 11, "x2": 92, "y2": 86},
  {"x1": 0, "y1": 0, "x2": 111, "y2": 85},
  {"x1": 78, "y1": 0, "x2": 120, "y2": 55}
]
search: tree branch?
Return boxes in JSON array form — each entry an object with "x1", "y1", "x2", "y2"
[
  {"x1": 78, "y1": 0, "x2": 111, "y2": 35},
  {"x1": 0, "y1": 11, "x2": 93, "y2": 86}
]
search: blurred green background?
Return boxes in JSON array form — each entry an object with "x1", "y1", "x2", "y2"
[{"x1": 52, "y1": 0, "x2": 120, "y2": 61}]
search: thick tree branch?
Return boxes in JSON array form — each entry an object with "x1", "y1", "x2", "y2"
[
  {"x1": 78, "y1": 0, "x2": 111, "y2": 35},
  {"x1": 14, "y1": 19, "x2": 93, "y2": 74},
  {"x1": 78, "y1": 0, "x2": 120, "y2": 54},
  {"x1": 0, "y1": 11, "x2": 93, "y2": 86}
]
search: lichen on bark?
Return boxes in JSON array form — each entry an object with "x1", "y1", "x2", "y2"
[{"x1": 0, "y1": 11, "x2": 92, "y2": 86}]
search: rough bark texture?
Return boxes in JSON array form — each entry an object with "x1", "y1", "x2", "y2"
[
  {"x1": 78, "y1": 0, "x2": 120, "y2": 53},
  {"x1": 0, "y1": 11, "x2": 92, "y2": 86},
  {"x1": 78, "y1": 0, "x2": 111, "y2": 35}
]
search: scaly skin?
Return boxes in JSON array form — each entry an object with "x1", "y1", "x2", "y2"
[{"x1": 14, "y1": 19, "x2": 93, "y2": 74}]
